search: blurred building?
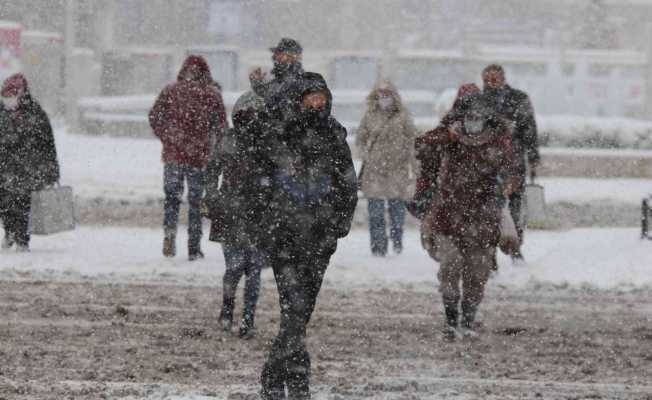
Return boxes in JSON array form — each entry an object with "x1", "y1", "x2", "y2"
[{"x1": 1, "y1": 0, "x2": 652, "y2": 123}]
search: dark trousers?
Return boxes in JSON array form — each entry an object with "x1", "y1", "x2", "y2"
[
  {"x1": 163, "y1": 164, "x2": 204, "y2": 249},
  {"x1": 261, "y1": 249, "x2": 330, "y2": 400},
  {"x1": 0, "y1": 190, "x2": 31, "y2": 246},
  {"x1": 221, "y1": 243, "x2": 265, "y2": 325},
  {"x1": 508, "y1": 186, "x2": 525, "y2": 253},
  {"x1": 367, "y1": 198, "x2": 405, "y2": 254}
]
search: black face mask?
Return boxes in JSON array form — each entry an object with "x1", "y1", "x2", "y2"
[
  {"x1": 301, "y1": 107, "x2": 329, "y2": 123},
  {"x1": 272, "y1": 61, "x2": 297, "y2": 78}
]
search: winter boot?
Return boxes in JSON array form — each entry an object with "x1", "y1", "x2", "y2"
[
  {"x1": 261, "y1": 362, "x2": 287, "y2": 400},
  {"x1": 460, "y1": 303, "x2": 479, "y2": 339},
  {"x1": 239, "y1": 317, "x2": 256, "y2": 340},
  {"x1": 163, "y1": 229, "x2": 176, "y2": 258},
  {"x1": 286, "y1": 363, "x2": 311, "y2": 400},
  {"x1": 188, "y1": 242, "x2": 204, "y2": 261},
  {"x1": 442, "y1": 299, "x2": 460, "y2": 341},
  {"x1": 1, "y1": 232, "x2": 14, "y2": 250},
  {"x1": 392, "y1": 238, "x2": 403, "y2": 255},
  {"x1": 15, "y1": 243, "x2": 30, "y2": 253},
  {"x1": 188, "y1": 249, "x2": 204, "y2": 261},
  {"x1": 219, "y1": 299, "x2": 234, "y2": 332}
]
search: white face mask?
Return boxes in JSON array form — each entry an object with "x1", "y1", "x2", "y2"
[
  {"x1": 378, "y1": 97, "x2": 394, "y2": 110},
  {"x1": 464, "y1": 117, "x2": 485, "y2": 135},
  {"x1": 2, "y1": 96, "x2": 18, "y2": 110}
]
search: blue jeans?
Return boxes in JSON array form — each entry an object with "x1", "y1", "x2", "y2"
[
  {"x1": 163, "y1": 164, "x2": 204, "y2": 248},
  {"x1": 221, "y1": 243, "x2": 266, "y2": 324},
  {"x1": 367, "y1": 198, "x2": 405, "y2": 254}
]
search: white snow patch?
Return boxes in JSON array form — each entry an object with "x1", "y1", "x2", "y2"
[{"x1": 1, "y1": 227, "x2": 650, "y2": 291}]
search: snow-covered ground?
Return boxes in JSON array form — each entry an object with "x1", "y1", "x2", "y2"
[
  {"x1": 1, "y1": 227, "x2": 650, "y2": 291},
  {"x1": 55, "y1": 129, "x2": 652, "y2": 206}
]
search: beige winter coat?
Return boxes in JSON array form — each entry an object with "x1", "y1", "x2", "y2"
[{"x1": 355, "y1": 81, "x2": 419, "y2": 200}]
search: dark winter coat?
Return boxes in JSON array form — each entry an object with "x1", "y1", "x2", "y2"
[
  {"x1": 422, "y1": 105, "x2": 519, "y2": 249},
  {"x1": 149, "y1": 56, "x2": 227, "y2": 169},
  {"x1": 252, "y1": 62, "x2": 309, "y2": 128},
  {"x1": 484, "y1": 84, "x2": 539, "y2": 175},
  {"x1": 0, "y1": 94, "x2": 60, "y2": 194},
  {"x1": 263, "y1": 75, "x2": 358, "y2": 257},
  {"x1": 205, "y1": 120, "x2": 275, "y2": 246}
]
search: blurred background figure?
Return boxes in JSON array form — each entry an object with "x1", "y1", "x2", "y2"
[
  {"x1": 482, "y1": 64, "x2": 539, "y2": 264},
  {"x1": 356, "y1": 80, "x2": 418, "y2": 256},
  {"x1": 0, "y1": 73, "x2": 59, "y2": 252},
  {"x1": 149, "y1": 55, "x2": 227, "y2": 261}
]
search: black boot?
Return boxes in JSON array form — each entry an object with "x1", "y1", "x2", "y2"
[
  {"x1": 442, "y1": 299, "x2": 459, "y2": 341},
  {"x1": 188, "y1": 242, "x2": 204, "y2": 261},
  {"x1": 286, "y1": 352, "x2": 311, "y2": 400},
  {"x1": 460, "y1": 302, "x2": 479, "y2": 338},
  {"x1": 461, "y1": 302, "x2": 477, "y2": 329},
  {"x1": 239, "y1": 313, "x2": 256, "y2": 339},
  {"x1": 219, "y1": 298, "x2": 234, "y2": 332}
]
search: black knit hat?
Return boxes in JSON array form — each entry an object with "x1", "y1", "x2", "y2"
[{"x1": 270, "y1": 38, "x2": 303, "y2": 55}]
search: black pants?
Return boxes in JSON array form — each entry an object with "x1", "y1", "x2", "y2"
[
  {"x1": 261, "y1": 242, "x2": 333, "y2": 400},
  {"x1": 508, "y1": 186, "x2": 525, "y2": 251},
  {"x1": 0, "y1": 190, "x2": 31, "y2": 246}
]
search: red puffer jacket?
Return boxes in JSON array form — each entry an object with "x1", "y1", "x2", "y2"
[{"x1": 149, "y1": 55, "x2": 227, "y2": 168}]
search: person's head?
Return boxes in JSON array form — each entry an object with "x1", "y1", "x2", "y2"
[
  {"x1": 482, "y1": 64, "x2": 506, "y2": 91},
  {"x1": 460, "y1": 93, "x2": 496, "y2": 137},
  {"x1": 369, "y1": 80, "x2": 401, "y2": 112},
  {"x1": 1, "y1": 73, "x2": 28, "y2": 110},
  {"x1": 232, "y1": 91, "x2": 266, "y2": 131},
  {"x1": 178, "y1": 55, "x2": 213, "y2": 84},
  {"x1": 270, "y1": 38, "x2": 302, "y2": 76},
  {"x1": 299, "y1": 73, "x2": 332, "y2": 123},
  {"x1": 452, "y1": 83, "x2": 480, "y2": 113}
]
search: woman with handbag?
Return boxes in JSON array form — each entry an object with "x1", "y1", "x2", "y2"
[
  {"x1": 419, "y1": 91, "x2": 520, "y2": 340},
  {"x1": 356, "y1": 80, "x2": 418, "y2": 256},
  {"x1": 0, "y1": 74, "x2": 59, "y2": 252}
]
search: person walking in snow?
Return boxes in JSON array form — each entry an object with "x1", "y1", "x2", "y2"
[
  {"x1": 412, "y1": 83, "x2": 480, "y2": 259},
  {"x1": 259, "y1": 75, "x2": 357, "y2": 400},
  {"x1": 149, "y1": 55, "x2": 227, "y2": 261},
  {"x1": 204, "y1": 91, "x2": 274, "y2": 339},
  {"x1": 0, "y1": 73, "x2": 60, "y2": 252},
  {"x1": 482, "y1": 64, "x2": 539, "y2": 263},
  {"x1": 420, "y1": 92, "x2": 519, "y2": 340},
  {"x1": 356, "y1": 80, "x2": 418, "y2": 256},
  {"x1": 249, "y1": 38, "x2": 314, "y2": 131}
]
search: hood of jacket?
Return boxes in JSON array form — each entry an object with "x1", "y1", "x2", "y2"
[{"x1": 177, "y1": 55, "x2": 213, "y2": 85}]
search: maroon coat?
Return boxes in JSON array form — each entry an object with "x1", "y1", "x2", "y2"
[
  {"x1": 421, "y1": 120, "x2": 519, "y2": 250},
  {"x1": 149, "y1": 56, "x2": 227, "y2": 168}
]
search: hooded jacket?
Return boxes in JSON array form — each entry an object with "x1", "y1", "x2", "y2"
[
  {"x1": 0, "y1": 74, "x2": 60, "y2": 194},
  {"x1": 355, "y1": 80, "x2": 419, "y2": 200},
  {"x1": 264, "y1": 74, "x2": 358, "y2": 255},
  {"x1": 421, "y1": 93, "x2": 519, "y2": 249},
  {"x1": 149, "y1": 56, "x2": 227, "y2": 168},
  {"x1": 204, "y1": 92, "x2": 275, "y2": 246}
]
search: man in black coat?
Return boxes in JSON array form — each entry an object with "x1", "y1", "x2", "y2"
[
  {"x1": 482, "y1": 64, "x2": 540, "y2": 262},
  {"x1": 204, "y1": 91, "x2": 274, "y2": 339},
  {"x1": 260, "y1": 75, "x2": 357, "y2": 400},
  {"x1": 0, "y1": 74, "x2": 60, "y2": 252},
  {"x1": 249, "y1": 38, "x2": 311, "y2": 128}
]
